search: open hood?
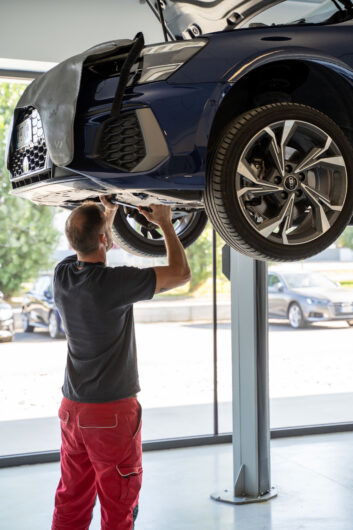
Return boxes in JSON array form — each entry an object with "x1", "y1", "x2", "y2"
[{"x1": 144, "y1": 0, "x2": 284, "y2": 39}]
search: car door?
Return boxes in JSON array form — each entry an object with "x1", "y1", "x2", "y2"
[
  {"x1": 36, "y1": 275, "x2": 53, "y2": 324},
  {"x1": 25, "y1": 277, "x2": 45, "y2": 325}
]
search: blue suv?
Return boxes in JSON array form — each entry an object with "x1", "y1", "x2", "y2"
[{"x1": 6, "y1": 0, "x2": 353, "y2": 261}]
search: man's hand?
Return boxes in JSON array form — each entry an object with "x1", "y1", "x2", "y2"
[
  {"x1": 99, "y1": 195, "x2": 119, "y2": 213},
  {"x1": 138, "y1": 204, "x2": 172, "y2": 228}
]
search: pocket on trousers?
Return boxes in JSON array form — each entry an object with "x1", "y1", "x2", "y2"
[
  {"x1": 78, "y1": 413, "x2": 118, "y2": 429},
  {"x1": 116, "y1": 465, "x2": 143, "y2": 501}
]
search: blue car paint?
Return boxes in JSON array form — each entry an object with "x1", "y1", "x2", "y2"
[
  {"x1": 9, "y1": 17, "x2": 353, "y2": 207},
  {"x1": 71, "y1": 81, "x2": 221, "y2": 189},
  {"x1": 58, "y1": 22, "x2": 353, "y2": 197}
]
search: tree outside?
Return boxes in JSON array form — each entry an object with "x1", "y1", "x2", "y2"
[
  {"x1": 185, "y1": 222, "x2": 225, "y2": 293},
  {"x1": 0, "y1": 81, "x2": 59, "y2": 297},
  {"x1": 337, "y1": 226, "x2": 353, "y2": 252}
]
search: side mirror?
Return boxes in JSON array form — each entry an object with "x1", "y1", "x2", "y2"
[{"x1": 275, "y1": 283, "x2": 284, "y2": 292}]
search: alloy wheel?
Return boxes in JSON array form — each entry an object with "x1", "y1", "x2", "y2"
[
  {"x1": 288, "y1": 303, "x2": 304, "y2": 328},
  {"x1": 235, "y1": 119, "x2": 347, "y2": 246},
  {"x1": 49, "y1": 312, "x2": 59, "y2": 339}
]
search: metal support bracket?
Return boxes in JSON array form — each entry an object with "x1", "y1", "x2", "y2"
[{"x1": 211, "y1": 248, "x2": 278, "y2": 505}]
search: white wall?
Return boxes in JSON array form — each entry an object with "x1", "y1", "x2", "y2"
[{"x1": 0, "y1": 0, "x2": 163, "y2": 64}]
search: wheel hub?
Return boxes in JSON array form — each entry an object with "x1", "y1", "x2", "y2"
[{"x1": 283, "y1": 175, "x2": 299, "y2": 192}]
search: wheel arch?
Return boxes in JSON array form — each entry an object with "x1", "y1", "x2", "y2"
[{"x1": 208, "y1": 55, "x2": 353, "y2": 157}]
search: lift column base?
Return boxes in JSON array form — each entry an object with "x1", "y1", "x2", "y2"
[{"x1": 211, "y1": 486, "x2": 278, "y2": 505}]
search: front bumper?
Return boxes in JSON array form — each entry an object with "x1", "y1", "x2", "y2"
[{"x1": 303, "y1": 302, "x2": 353, "y2": 322}]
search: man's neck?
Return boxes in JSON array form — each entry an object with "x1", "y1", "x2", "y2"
[{"x1": 77, "y1": 250, "x2": 106, "y2": 264}]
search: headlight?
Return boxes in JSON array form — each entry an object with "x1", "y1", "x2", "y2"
[
  {"x1": 306, "y1": 297, "x2": 329, "y2": 306},
  {"x1": 137, "y1": 40, "x2": 207, "y2": 83},
  {"x1": 0, "y1": 309, "x2": 13, "y2": 320}
]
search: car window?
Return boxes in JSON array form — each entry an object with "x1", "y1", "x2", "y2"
[
  {"x1": 241, "y1": 0, "x2": 348, "y2": 28},
  {"x1": 283, "y1": 272, "x2": 336, "y2": 289},
  {"x1": 268, "y1": 273, "x2": 281, "y2": 287}
]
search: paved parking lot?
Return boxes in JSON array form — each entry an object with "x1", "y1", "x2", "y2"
[{"x1": 1, "y1": 320, "x2": 353, "y2": 422}]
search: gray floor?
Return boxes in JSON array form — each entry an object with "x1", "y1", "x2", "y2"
[{"x1": 2, "y1": 432, "x2": 353, "y2": 529}]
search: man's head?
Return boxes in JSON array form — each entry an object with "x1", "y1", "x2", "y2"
[{"x1": 65, "y1": 201, "x2": 112, "y2": 258}]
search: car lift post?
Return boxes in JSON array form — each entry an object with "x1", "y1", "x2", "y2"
[{"x1": 211, "y1": 247, "x2": 278, "y2": 504}]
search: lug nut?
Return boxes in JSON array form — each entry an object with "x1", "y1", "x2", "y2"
[
  {"x1": 281, "y1": 192, "x2": 288, "y2": 199},
  {"x1": 274, "y1": 176, "x2": 282, "y2": 184},
  {"x1": 299, "y1": 173, "x2": 305, "y2": 181},
  {"x1": 296, "y1": 190, "x2": 303, "y2": 197},
  {"x1": 285, "y1": 165, "x2": 292, "y2": 173}
]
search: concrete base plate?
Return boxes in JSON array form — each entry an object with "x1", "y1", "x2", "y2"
[{"x1": 211, "y1": 486, "x2": 278, "y2": 505}]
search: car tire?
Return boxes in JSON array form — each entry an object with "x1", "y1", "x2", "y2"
[
  {"x1": 204, "y1": 103, "x2": 353, "y2": 261},
  {"x1": 48, "y1": 311, "x2": 62, "y2": 339},
  {"x1": 288, "y1": 302, "x2": 306, "y2": 329},
  {"x1": 112, "y1": 207, "x2": 208, "y2": 257},
  {"x1": 22, "y1": 312, "x2": 34, "y2": 333}
]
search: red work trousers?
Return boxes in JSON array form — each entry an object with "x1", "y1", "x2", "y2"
[{"x1": 51, "y1": 396, "x2": 143, "y2": 530}]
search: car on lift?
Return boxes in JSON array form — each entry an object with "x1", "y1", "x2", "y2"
[
  {"x1": 0, "y1": 291, "x2": 15, "y2": 342},
  {"x1": 6, "y1": 0, "x2": 353, "y2": 261},
  {"x1": 22, "y1": 274, "x2": 64, "y2": 339},
  {"x1": 268, "y1": 269, "x2": 353, "y2": 328}
]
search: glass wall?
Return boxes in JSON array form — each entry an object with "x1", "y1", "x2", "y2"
[
  {"x1": 3, "y1": 77, "x2": 353, "y2": 458},
  {"x1": 218, "y1": 235, "x2": 353, "y2": 432},
  {"x1": 0, "y1": 72, "x2": 216, "y2": 456}
]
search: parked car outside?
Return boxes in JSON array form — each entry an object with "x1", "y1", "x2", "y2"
[
  {"x1": 268, "y1": 270, "x2": 353, "y2": 328},
  {"x1": 0, "y1": 291, "x2": 14, "y2": 342},
  {"x1": 22, "y1": 274, "x2": 64, "y2": 339},
  {"x1": 6, "y1": 1, "x2": 353, "y2": 262}
]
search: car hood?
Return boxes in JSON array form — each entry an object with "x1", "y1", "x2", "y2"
[
  {"x1": 146, "y1": 0, "x2": 283, "y2": 39},
  {"x1": 291, "y1": 287, "x2": 353, "y2": 303}
]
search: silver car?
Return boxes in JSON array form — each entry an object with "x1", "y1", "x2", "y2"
[{"x1": 268, "y1": 271, "x2": 353, "y2": 328}]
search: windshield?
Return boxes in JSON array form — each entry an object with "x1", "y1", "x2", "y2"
[
  {"x1": 241, "y1": 0, "x2": 352, "y2": 28},
  {"x1": 283, "y1": 272, "x2": 337, "y2": 289}
]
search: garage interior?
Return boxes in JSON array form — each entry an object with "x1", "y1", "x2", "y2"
[{"x1": 2, "y1": 1, "x2": 353, "y2": 529}]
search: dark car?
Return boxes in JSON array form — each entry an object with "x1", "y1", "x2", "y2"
[
  {"x1": 22, "y1": 274, "x2": 65, "y2": 339},
  {"x1": 268, "y1": 270, "x2": 353, "y2": 328},
  {"x1": 0, "y1": 291, "x2": 14, "y2": 342},
  {"x1": 6, "y1": 1, "x2": 353, "y2": 261}
]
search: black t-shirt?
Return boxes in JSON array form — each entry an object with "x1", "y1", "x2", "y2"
[{"x1": 53, "y1": 255, "x2": 156, "y2": 403}]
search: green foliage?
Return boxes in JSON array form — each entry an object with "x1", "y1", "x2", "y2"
[
  {"x1": 185, "y1": 222, "x2": 224, "y2": 293},
  {"x1": 337, "y1": 226, "x2": 353, "y2": 251},
  {"x1": 0, "y1": 82, "x2": 59, "y2": 297}
]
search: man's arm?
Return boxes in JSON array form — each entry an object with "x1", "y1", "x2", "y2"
[
  {"x1": 138, "y1": 205, "x2": 191, "y2": 294},
  {"x1": 99, "y1": 195, "x2": 119, "y2": 251}
]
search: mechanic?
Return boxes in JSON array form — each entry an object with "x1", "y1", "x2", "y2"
[{"x1": 51, "y1": 197, "x2": 191, "y2": 530}]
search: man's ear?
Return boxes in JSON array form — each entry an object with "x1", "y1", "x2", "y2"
[{"x1": 99, "y1": 233, "x2": 108, "y2": 248}]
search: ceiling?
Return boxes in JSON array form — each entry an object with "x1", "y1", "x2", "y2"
[{"x1": 0, "y1": 0, "x2": 162, "y2": 73}]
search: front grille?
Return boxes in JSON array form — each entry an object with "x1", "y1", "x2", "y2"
[
  {"x1": 98, "y1": 111, "x2": 145, "y2": 171},
  {"x1": 333, "y1": 302, "x2": 353, "y2": 316},
  {"x1": 9, "y1": 107, "x2": 47, "y2": 178},
  {"x1": 11, "y1": 170, "x2": 52, "y2": 190}
]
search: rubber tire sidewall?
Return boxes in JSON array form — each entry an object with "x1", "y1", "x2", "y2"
[
  {"x1": 288, "y1": 302, "x2": 306, "y2": 329},
  {"x1": 112, "y1": 209, "x2": 208, "y2": 257},
  {"x1": 205, "y1": 103, "x2": 353, "y2": 262}
]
